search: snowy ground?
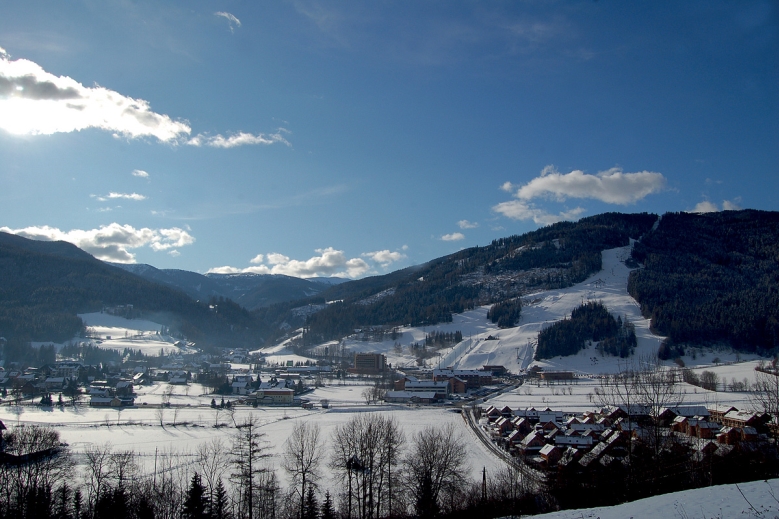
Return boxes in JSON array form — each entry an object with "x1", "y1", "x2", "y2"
[
  {"x1": 534, "y1": 478, "x2": 779, "y2": 519},
  {"x1": 29, "y1": 312, "x2": 189, "y2": 356}
]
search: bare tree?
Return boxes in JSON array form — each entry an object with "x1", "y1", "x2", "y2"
[
  {"x1": 634, "y1": 355, "x2": 685, "y2": 456},
  {"x1": 283, "y1": 422, "x2": 324, "y2": 518},
  {"x1": 331, "y1": 414, "x2": 405, "y2": 519},
  {"x1": 196, "y1": 437, "x2": 230, "y2": 508},
  {"x1": 156, "y1": 406, "x2": 166, "y2": 428},
  {"x1": 109, "y1": 449, "x2": 138, "y2": 490},
  {"x1": 0, "y1": 424, "x2": 72, "y2": 517},
  {"x1": 84, "y1": 443, "x2": 113, "y2": 513},
  {"x1": 750, "y1": 367, "x2": 779, "y2": 440},
  {"x1": 403, "y1": 423, "x2": 468, "y2": 518}
]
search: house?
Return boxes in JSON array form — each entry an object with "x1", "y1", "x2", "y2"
[
  {"x1": 708, "y1": 405, "x2": 739, "y2": 423},
  {"x1": 168, "y1": 371, "x2": 189, "y2": 385},
  {"x1": 689, "y1": 420, "x2": 721, "y2": 440},
  {"x1": 449, "y1": 377, "x2": 468, "y2": 394},
  {"x1": 658, "y1": 406, "x2": 710, "y2": 425},
  {"x1": 722, "y1": 410, "x2": 770, "y2": 429},
  {"x1": 348, "y1": 353, "x2": 386, "y2": 375},
  {"x1": 518, "y1": 431, "x2": 547, "y2": 455},
  {"x1": 717, "y1": 427, "x2": 743, "y2": 445},
  {"x1": 404, "y1": 380, "x2": 449, "y2": 398},
  {"x1": 484, "y1": 406, "x2": 502, "y2": 422},
  {"x1": 539, "y1": 444, "x2": 563, "y2": 465},
  {"x1": 493, "y1": 417, "x2": 513, "y2": 436},
  {"x1": 506, "y1": 430, "x2": 524, "y2": 448},
  {"x1": 384, "y1": 390, "x2": 440, "y2": 404},
  {"x1": 555, "y1": 431, "x2": 594, "y2": 448},
  {"x1": 115, "y1": 381, "x2": 134, "y2": 396},
  {"x1": 90, "y1": 395, "x2": 134, "y2": 407},
  {"x1": 232, "y1": 381, "x2": 251, "y2": 395},
  {"x1": 394, "y1": 376, "x2": 418, "y2": 391},
  {"x1": 432, "y1": 369, "x2": 492, "y2": 388},
  {"x1": 252, "y1": 388, "x2": 294, "y2": 405},
  {"x1": 514, "y1": 407, "x2": 564, "y2": 424},
  {"x1": 482, "y1": 365, "x2": 508, "y2": 376},
  {"x1": 511, "y1": 417, "x2": 532, "y2": 435},
  {"x1": 43, "y1": 377, "x2": 65, "y2": 391}
]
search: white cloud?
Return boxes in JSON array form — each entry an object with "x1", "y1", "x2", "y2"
[
  {"x1": 210, "y1": 246, "x2": 411, "y2": 279},
  {"x1": 493, "y1": 199, "x2": 585, "y2": 225},
  {"x1": 107, "y1": 192, "x2": 146, "y2": 201},
  {"x1": 500, "y1": 181, "x2": 515, "y2": 193},
  {"x1": 215, "y1": 11, "x2": 242, "y2": 32},
  {"x1": 0, "y1": 50, "x2": 289, "y2": 149},
  {"x1": 168, "y1": 250, "x2": 180, "y2": 257},
  {"x1": 457, "y1": 220, "x2": 478, "y2": 229},
  {"x1": 0, "y1": 223, "x2": 195, "y2": 263},
  {"x1": 441, "y1": 232, "x2": 465, "y2": 241},
  {"x1": 210, "y1": 247, "x2": 370, "y2": 278},
  {"x1": 132, "y1": 169, "x2": 149, "y2": 178},
  {"x1": 690, "y1": 198, "x2": 741, "y2": 213},
  {"x1": 266, "y1": 252, "x2": 291, "y2": 265},
  {"x1": 362, "y1": 249, "x2": 406, "y2": 267},
  {"x1": 187, "y1": 130, "x2": 291, "y2": 148},
  {"x1": 691, "y1": 201, "x2": 719, "y2": 213},
  {"x1": 510, "y1": 166, "x2": 666, "y2": 205},
  {"x1": 0, "y1": 50, "x2": 191, "y2": 141}
]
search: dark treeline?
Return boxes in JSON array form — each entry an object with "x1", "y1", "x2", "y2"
[
  {"x1": 535, "y1": 301, "x2": 637, "y2": 360},
  {"x1": 487, "y1": 300, "x2": 522, "y2": 328},
  {"x1": 425, "y1": 331, "x2": 463, "y2": 347},
  {"x1": 628, "y1": 210, "x2": 779, "y2": 353},
  {"x1": 0, "y1": 338, "x2": 57, "y2": 366}
]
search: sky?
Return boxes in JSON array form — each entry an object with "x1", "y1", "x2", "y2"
[{"x1": 0, "y1": 1, "x2": 776, "y2": 279}]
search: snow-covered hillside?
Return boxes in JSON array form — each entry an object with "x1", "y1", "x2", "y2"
[
  {"x1": 290, "y1": 243, "x2": 760, "y2": 375},
  {"x1": 534, "y1": 478, "x2": 779, "y2": 519}
]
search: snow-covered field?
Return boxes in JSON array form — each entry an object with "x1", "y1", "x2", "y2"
[
  {"x1": 0, "y1": 383, "x2": 504, "y2": 493},
  {"x1": 31, "y1": 312, "x2": 190, "y2": 356}
]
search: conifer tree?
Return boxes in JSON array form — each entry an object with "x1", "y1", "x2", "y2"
[{"x1": 182, "y1": 473, "x2": 209, "y2": 519}]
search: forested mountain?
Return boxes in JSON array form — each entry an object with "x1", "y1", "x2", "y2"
[
  {"x1": 0, "y1": 232, "x2": 263, "y2": 350},
  {"x1": 629, "y1": 210, "x2": 779, "y2": 354},
  {"x1": 295, "y1": 213, "x2": 657, "y2": 345},
  {"x1": 3, "y1": 210, "x2": 777, "y2": 355},
  {"x1": 109, "y1": 263, "x2": 339, "y2": 310}
]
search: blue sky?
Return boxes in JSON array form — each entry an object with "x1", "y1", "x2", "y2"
[{"x1": 1, "y1": 1, "x2": 776, "y2": 278}]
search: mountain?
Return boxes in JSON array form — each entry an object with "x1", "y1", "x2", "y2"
[
  {"x1": 3, "y1": 210, "x2": 777, "y2": 356},
  {"x1": 290, "y1": 212, "x2": 660, "y2": 346},
  {"x1": 108, "y1": 263, "x2": 344, "y2": 310},
  {"x1": 0, "y1": 232, "x2": 263, "y2": 349}
]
